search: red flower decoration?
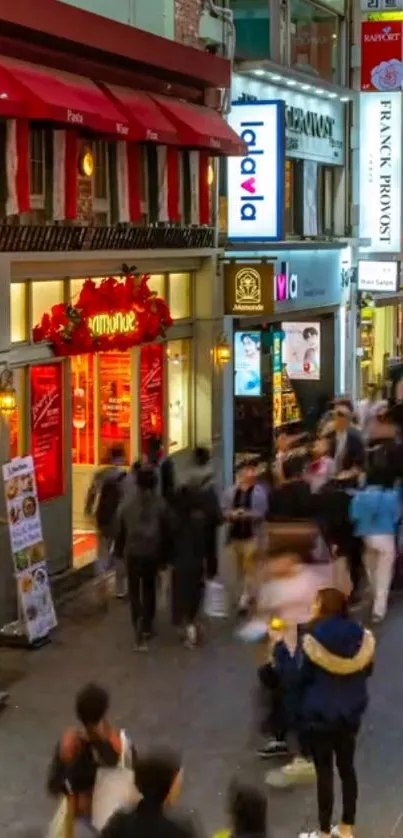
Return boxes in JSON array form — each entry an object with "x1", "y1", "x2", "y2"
[{"x1": 33, "y1": 270, "x2": 173, "y2": 356}]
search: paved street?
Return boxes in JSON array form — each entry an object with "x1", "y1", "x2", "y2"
[{"x1": 1, "y1": 590, "x2": 403, "y2": 838}]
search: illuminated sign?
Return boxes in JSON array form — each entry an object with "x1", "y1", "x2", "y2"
[
  {"x1": 88, "y1": 311, "x2": 137, "y2": 337},
  {"x1": 358, "y1": 260, "x2": 398, "y2": 292},
  {"x1": 359, "y1": 92, "x2": 402, "y2": 252},
  {"x1": 227, "y1": 101, "x2": 285, "y2": 241}
]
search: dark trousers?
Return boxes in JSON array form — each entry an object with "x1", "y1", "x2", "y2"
[
  {"x1": 309, "y1": 725, "x2": 358, "y2": 834},
  {"x1": 346, "y1": 536, "x2": 364, "y2": 595},
  {"x1": 171, "y1": 568, "x2": 204, "y2": 626},
  {"x1": 127, "y1": 559, "x2": 157, "y2": 640}
]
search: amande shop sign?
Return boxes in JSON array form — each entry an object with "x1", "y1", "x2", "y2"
[{"x1": 227, "y1": 101, "x2": 285, "y2": 242}]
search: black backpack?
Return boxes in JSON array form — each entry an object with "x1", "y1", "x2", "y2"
[
  {"x1": 95, "y1": 469, "x2": 126, "y2": 533},
  {"x1": 48, "y1": 733, "x2": 119, "y2": 797}
]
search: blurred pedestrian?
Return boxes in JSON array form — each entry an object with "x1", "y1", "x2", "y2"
[
  {"x1": 186, "y1": 447, "x2": 221, "y2": 580},
  {"x1": 147, "y1": 433, "x2": 176, "y2": 501},
  {"x1": 101, "y1": 749, "x2": 199, "y2": 838},
  {"x1": 298, "y1": 589, "x2": 375, "y2": 838},
  {"x1": 117, "y1": 465, "x2": 175, "y2": 651},
  {"x1": 328, "y1": 406, "x2": 365, "y2": 477},
  {"x1": 305, "y1": 437, "x2": 335, "y2": 495},
  {"x1": 223, "y1": 461, "x2": 267, "y2": 614},
  {"x1": 350, "y1": 460, "x2": 400, "y2": 622},
  {"x1": 212, "y1": 781, "x2": 268, "y2": 838}
]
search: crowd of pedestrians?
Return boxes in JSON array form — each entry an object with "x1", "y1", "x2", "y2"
[{"x1": 53, "y1": 389, "x2": 403, "y2": 838}]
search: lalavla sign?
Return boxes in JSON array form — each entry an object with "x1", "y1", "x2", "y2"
[{"x1": 231, "y1": 74, "x2": 345, "y2": 166}]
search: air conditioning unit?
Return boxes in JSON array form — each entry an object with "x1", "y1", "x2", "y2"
[{"x1": 199, "y1": 9, "x2": 226, "y2": 48}]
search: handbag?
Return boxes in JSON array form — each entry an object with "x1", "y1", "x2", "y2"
[
  {"x1": 46, "y1": 797, "x2": 74, "y2": 838},
  {"x1": 91, "y1": 730, "x2": 140, "y2": 833}
]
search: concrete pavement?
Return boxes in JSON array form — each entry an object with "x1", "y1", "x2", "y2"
[{"x1": 0, "y1": 591, "x2": 402, "y2": 838}]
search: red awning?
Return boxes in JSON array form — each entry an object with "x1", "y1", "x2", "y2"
[
  {"x1": 151, "y1": 95, "x2": 247, "y2": 156},
  {"x1": 100, "y1": 83, "x2": 178, "y2": 145},
  {"x1": 0, "y1": 66, "x2": 29, "y2": 117},
  {"x1": 0, "y1": 57, "x2": 130, "y2": 138}
]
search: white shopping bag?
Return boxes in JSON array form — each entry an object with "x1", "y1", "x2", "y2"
[
  {"x1": 46, "y1": 797, "x2": 74, "y2": 838},
  {"x1": 204, "y1": 579, "x2": 228, "y2": 618},
  {"x1": 91, "y1": 731, "x2": 141, "y2": 832}
]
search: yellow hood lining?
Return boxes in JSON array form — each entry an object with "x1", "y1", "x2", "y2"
[{"x1": 303, "y1": 629, "x2": 375, "y2": 675}]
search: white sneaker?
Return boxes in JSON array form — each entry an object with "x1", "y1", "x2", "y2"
[
  {"x1": 184, "y1": 625, "x2": 197, "y2": 648},
  {"x1": 265, "y1": 757, "x2": 316, "y2": 788},
  {"x1": 299, "y1": 832, "x2": 322, "y2": 838},
  {"x1": 331, "y1": 828, "x2": 354, "y2": 838}
]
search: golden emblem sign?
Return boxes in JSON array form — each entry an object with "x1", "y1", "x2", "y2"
[{"x1": 234, "y1": 267, "x2": 263, "y2": 312}]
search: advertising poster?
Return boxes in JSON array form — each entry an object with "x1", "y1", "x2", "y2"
[
  {"x1": 361, "y1": 20, "x2": 403, "y2": 91},
  {"x1": 2, "y1": 455, "x2": 57, "y2": 643},
  {"x1": 99, "y1": 352, "x2": 131, "y2": 464},
  {"x1": 234, "y1": 331, "x2": 262, "y2": 397},
  {"x1": 282, "y1": 322, "x2": 321, "y2": 381},
  {"x1": 140, "y1": 343, "x2": 164, "y2": 457},
  {"x1": 30, "y1": 364, "x2": 63, "y2": 501},
  {"x1": 72, "y1": 354, "x2": 95, "y2": 465},
  {"x1": 272, "y1": 332, "x2": 283, "y2": 429}
]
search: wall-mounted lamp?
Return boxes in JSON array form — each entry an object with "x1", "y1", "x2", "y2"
[
  {"x1": 215, "y1": 334, "x2": 231, "y2": 366},
  {"x1": 0, "y1": 368, "x2": 16, "y2": 417},
  {"x1": 78, "y1": 148, "x2": 95, "y2": 178}
]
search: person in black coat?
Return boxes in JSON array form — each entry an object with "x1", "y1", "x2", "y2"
[
  {"x1": 101, "y1": 750, "x2": 199, "y2": 838},
  {"x1": 328, "y1": 406, "x2": 365, "y2": 475}
]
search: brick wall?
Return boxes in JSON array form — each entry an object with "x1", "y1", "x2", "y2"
[{"x1": 175, "y1": 0, "x2": 203, "y2": 47}]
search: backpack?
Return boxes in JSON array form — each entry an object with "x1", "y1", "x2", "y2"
[
  {"x1": 48, "y1": 732, "x2": 119, "y2": 798},
  {"x1": 95, "y1": 470, "x2": 126, "y2": 533},
  {"x1": 126, "y1": 494, "x2": 163, "y2": 560}
]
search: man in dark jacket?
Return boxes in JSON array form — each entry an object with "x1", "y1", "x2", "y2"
[
  {"x1": 329, "y1": 405, "x2": 365, "y2": 475},
  {"x1": 101, "y1": 750, "x2": 199, "y2": 838}
]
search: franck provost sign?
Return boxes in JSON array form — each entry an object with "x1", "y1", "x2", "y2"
[
  {"x1": 231, "y1": 75, "x2": 345, "y2": 166},
  {"x1": 227, "y1": 101, "x2": 285, "y2": 241},
  {"x1": 359, "y1": 92, "x2": 402, "y2": 253}
]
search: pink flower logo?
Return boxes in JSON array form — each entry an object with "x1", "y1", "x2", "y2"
[{"x1": 371, "y1": 59, "x2": 403, "y2": 91}]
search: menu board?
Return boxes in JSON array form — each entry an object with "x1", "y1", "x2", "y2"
[
  {"x1": 2, "y1": 455, "x2": 57, "y2": 643},
  {"x1": 31, "y1": 364, "x2": 64, "y2": 501},
  {"x1": 72, "y1": 354, "x2": 95, "y2": 465},
  {"x1": 140, "y1": 344, "x2": 164, "y2": 457},
  {"x1": 99, "y1": 352, "x2": 131, "y2": 465}
]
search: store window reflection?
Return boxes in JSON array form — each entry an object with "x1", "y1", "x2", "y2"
[
  {"x1": 11, "y1": 283, "x2": 27, "y2": 342},
  {"x1": 230, "y1": 0, "x2": 270, "y2": 60},
  {"x1": 72, "y1": 355, "x2": 95, "y2": 465},
  {"x1": 169, "y1": 273, "x2": 191, "y2": 320},
  {"x1": 99, "y1": 352, "x2": 131, "y2": 465},
  {"x1": 167, "y1": 339, "x2": 191, "y2": 453},
  {"x1": 32, "y1": 281, "x2": 64, "y2": 332},
  {"x1": 149, "y1": 274, "x2": 166, "y2": 299},
  {"x1": 290, "y1": 0, "x2": 339, "y2": 83}
]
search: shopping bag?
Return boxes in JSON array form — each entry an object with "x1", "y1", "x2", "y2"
[
  {"x1": 204, "y1": 579, "x2": 228, "y2": 618},
  {"x1": 91, "y1": 730, "x2": 140, "y2": 833},
  {"x1": 46, "y1": 797, "x2": 74, "y2": 838}
]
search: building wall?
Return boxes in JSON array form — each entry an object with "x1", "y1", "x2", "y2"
[{"x1": 58, "y1": 0, "x2": 204, "y2": 42}]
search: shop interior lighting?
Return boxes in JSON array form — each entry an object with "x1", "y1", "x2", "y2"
[{"x1": 0, "y1": 367, "x2": 16, "y2": 417}]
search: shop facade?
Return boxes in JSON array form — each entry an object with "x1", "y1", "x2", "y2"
[
  {"x1": 222, "y1": 245, "x2": 347, "y2": 484},
  {"x1": 356, "y1": 260, "x2": 403, "y2": 395}
]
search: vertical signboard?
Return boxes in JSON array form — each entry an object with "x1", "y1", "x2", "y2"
[
  {"x1": 227, "y1": 100, "x2": 285, "y2": 241},
  {"x1": 359, "y1": 92, "x2": 402, "y2": 252},
  {"x1": 30, "y1": 364, "x2": 64, "y2": 501},
  {"x1": 361, "y1": 20, "x2": 403, "y2": 91}
]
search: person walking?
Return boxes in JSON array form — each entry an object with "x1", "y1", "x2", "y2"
[
  {"x1": 212, "y1": 781, "x2": 268, "y2": 838},
  {"x1": 223, "y1": 460, "x2": 267, "y2": 614},
  {"x1": 306, "y1": 437, "x2": 335, "y2": 495},
  {"x1": 328, "y1": 406, "x2": 365, "y2": 477},
  {"x1": 298, "y1": 588, "x2": 375, "y2": 838},
  {"x1": 101, "y1": 749, "x2": 199, "y2": 838},
  {"x1": 350, "y1": 459, "x2": 401, "y2": 623},
  {"x1": 185, "y1": 446, "x2": 221, "y2": 580},
  {"x1": 117, "y1": 465, "x2": 175, "y2": 651},
  {"x1": 171, "y1": 465, "x2": 223, "y2": 647}
]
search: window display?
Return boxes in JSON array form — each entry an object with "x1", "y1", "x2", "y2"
[
  {"x1": 11, "y1": 283, "x2": 27, "y2": 343},
  {"x1": 32, "y1": 281, "x2": 63, "y2": 334},
  {"x1": 234, "y1": 331, "x2": 262, "y2": 397},
  {"x1": 99, "y1": 352, "x2": 131, "y2": 465},
  {"x1": 72, "y1": 355, "x2": 95, "y2": 465},
  {"x1": 140, "y1": 343, "x2": 164, "y2": 457},
  {"x1": 30, "y1": 364, "x2": 64, "y2": 501},
  {"x1": 169, "y1": 273, "x2": 191, "y2": 320},
  {"x1": 167, "y1": 339, "x2": 191, "y2": 453}
]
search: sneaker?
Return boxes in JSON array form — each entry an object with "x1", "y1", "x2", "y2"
[
  {"x1": 133, "y1": 637, "x2": 149, "y2": 653},
  {"x1": 265, "y1": 757, "x2": 316, "y2": 788},
  {"x1": 331, "y1": 827, "x2": 354, "y2": 838},
  {"x1": 372, "y1": 613, "x2": 384, "y2": 625},
  {"x1": 184, "y1": 625, "x2": 197, "y2": 648},
  {"x1": 256, "y1": 738, "x2": 289, "y2": 758},
  {"x1": 237, "y1": 592, "x2": 251, "y2": 616}
]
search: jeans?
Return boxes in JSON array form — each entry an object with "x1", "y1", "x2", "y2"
[
  {"x1": 364, "y1": 533, "x2": 396, "y2": 618},
  {"x1": 308, "y1": 724, "x2": 358, "y2": 834},
  {"x1": 127, "y1": 559, "x2": 158, "y2": 641}
]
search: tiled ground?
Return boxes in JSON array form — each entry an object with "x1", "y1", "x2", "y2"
[{"x1": 0, "y1": 590, "x2": 402, "y2": 838}]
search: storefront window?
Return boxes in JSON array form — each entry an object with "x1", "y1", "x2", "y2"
[
  {"x1": 32, "y1": 281, "x2": 64, "y2": 332},
  {"x1": 167, "y1": 339, "x2": 191, "y2": 454},
  {"x1": 72, "y1": 355, "x2": 95, "y2": 465},
  {"x1": 169, "y1": 273, "x2": 191, "y2": 320},
  {"x1": 360, "y1": 306, "x2": 396, "y2": 394},
  {"x1": 140, "y1": 343, "x2": 164, "y2": 457},
  {"x1": 290, "y1": 0, "x2": 339, "y2": 83},
  {"x1": 230, "y1": 0, "x2": 271, "y2": 61},
  {"x1": 9, "y1": 369, "x2": 26, "y2": 459},
  {"x1": 148, "y1": 274, "x2": 166, "y2": 299},
  {"x1": 30, "y1": 363, "x2": 64, "y2": 501},
  {"x1": 99, "y1": 352, "x2": 131, "y2": 465},
  {"x1": 11, "y1": 283, "x2": 27, "y2": 342}
]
